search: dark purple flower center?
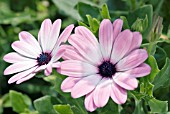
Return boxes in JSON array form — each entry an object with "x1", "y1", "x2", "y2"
[
  {"x1": 37, "y1": 53, "x2": 51, "y2": 66},
  {"x1": 98, "y1": 61, "x2": 116, "y2": 78}
]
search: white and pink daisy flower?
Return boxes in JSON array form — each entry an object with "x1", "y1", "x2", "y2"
[
  {"x1": 59, "y1": 19, "x2": 151, "y2": 111},
  {"x1": 3, "y1": 19, "x2": 74, "y2": 84}
]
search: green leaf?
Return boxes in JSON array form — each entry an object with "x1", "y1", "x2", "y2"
[
  {"x1": 86, "y1": 15, "x2": 100, "y2": 35},
  {"x1": 34, "y1": 96, "x2": 57, "y2": 114},
  {"x1": 77, "y1": 2, "x2": 100, "y2": 22},
  {"x1": 9, "y1": 90, "x2": 30, "y2": 113},
  {"x1": 100, "y1": 4, "x2": 111, "y2": 19},
  {"x1": 133, "y1": 100, "x2": 145, "y2": 114},
  {"x1": 52, "y1": 0, "x2": 81, "y2": 20},
  {"x1": 120, "y1": 16, "x2": 130, "y2": 29},
  {"x1": 154, "y1": 46, "x2": 167, "y2": 68},
  {"x1": 153, "y1": 58, "x2": 170, "y2": 90},
  {"x1": 146, "y1": 55, "x2": 160, "y2": 82},
  {"x1": 0, "y1": 13, "x2": 32, "y2": 26},
  {"x1": 53, "y1": 104, "x2": 73, "y2": 114},
  {"x1": 98, "y1": 99, "x2": 119, "y2": 114},
  {"x1": 78, "y1": 21, "x2": 89, "y2": 28},
  {"x1": 131, "y1": 15, "x2": 148, "y2": 33},
  {"x1": 129, "y1": 92, "x2": 145, "y2": 114},
  {"x1": 127, "y1": 5, "x2": 153, "y2": 38},
  {"x1": 148, "y1": 98, "x2": 168, "y2": 113},
  {"x1": 1, "y1": 94, "x2": 11, "y2": 108}
]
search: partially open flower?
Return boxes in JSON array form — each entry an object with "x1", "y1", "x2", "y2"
[
  {"x1": 59, "y1": 19, "x2": 151, "y2": 112},
  {"x1": 3, "y1": 19, "x2": 74, "y2": 84}
]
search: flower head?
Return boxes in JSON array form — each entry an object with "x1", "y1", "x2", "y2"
[
  {"x1": 3, "y1": 19, "x2": 74, "y2": 84},
  {"x1": 59, "y1": 19, "x2": 151, "y2": 111}
]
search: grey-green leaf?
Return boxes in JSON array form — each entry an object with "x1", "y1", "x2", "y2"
[
  {"x1": 53, "y1": 104, "x2": 73, "y2": 114},
  {"x1": 9, "y1": 90, "x2": 30, "y2": 113},
  {"x1": 34, "y1": 96, "x2": 58, "y2": 114},
  {"x1": 148, "y1": 98, "x2": 168, "y2": 113},
  {"x1": 153, "y1": 58, "x2": 170, "y2": 90},
  {"x1": 100, "y1": 4, "x2": 111, "y2": 19}
]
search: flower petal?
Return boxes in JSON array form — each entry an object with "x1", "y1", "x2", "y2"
[
  {"x1": 44, "y1": 63, "x2": 52, "y2": 76},
  {"x1": 75, "y1": 26, "x2": 98, "y2": 48},
  {"x1": 3, "y1": 52, "x2": 32, "y2": 63},
  {"x1": 113, "y1": 19, "x2": 123, "y2": 39},
  {"x1": 61, "y1": 45, "x2": 87, "y2": 62},
  {"x1": 85, "y1": 91, "x2": 97, "y2": 112},
  {"x1": 57, "y1": 24, "x2": 74, "y2": 46},
  {"x1": 127, "y1": 32, "x2": 142, "y2": 54},
  {"x1": 16, "y1": 73, "x2": 36, "y2": 84},
  {"x1": 113, "y1": 73, "x2": 138, "y2": 90},
  {"x1": 19, "y1": 31, "x2": 41, "y2": 54},
  {"x1": 52, "y1": 62, "x2": 61, "y2": 68},
  {"x1": 110, "y1": 82, "x2": 127, "y2": 104},
  {"x1": 99, "y1": 19, "x2": 114, "y2": 60},
  {"x1": 71, "y1": 74, "x2": 102, "y2": 98},
  {"x1": 93, "y1": 78, "x2": 111, "y2": 107},
  {"x1": 4, "y1": 60, "x2": 37, "y2": 75},
  {"x1": 12, "y1": 41, "x2": 39, "y2": 58},
  {"x1": 8, "y1": 66, "x2": 37, "y2": 84},
  {"x1": 116, "y1": 49, "x2": 148, "y2": 71},
  {"x1": 51, "y1": 45, "x2": 65, "y2": 62},
  {"x1": 125, "y1": 63, "x2": 151, "y2": 78},
  {"x1": 38, "y1": 19, "x2": 52, "y2": 52},
  {"x1": 61, "y1": 77, "x2": 81, "y2": 92},
  {"x1": 46, "y1": 19, "x2": 61, "y2": 51},
  {"x1": 60, "y1": 60, "x2": 98, "y2": 77},
  {"x1": 111, "y1": 30, "x2": 133, "y2": 64},
  {"x1": 68, "y1": 34, "x2": 102, "y2": 65}
]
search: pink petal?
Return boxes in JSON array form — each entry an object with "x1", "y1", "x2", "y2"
[
  {"x1": 34, "y1": 65, "x2": 47, "y2": 72},
  {"x1": 12, "y1": 41, "x2": 39, "y2": 58},
  {"x1": 46, "y1": 19, "x2": 61, "y2": 51},
  {"x1": 52, "y1": 62, "x2": 61, "y2": 68},
  {"x1": 51, "y1": 45, "x2": 65, "y2": 62},
  {"x1": 116, "y1": 49, "x2": 148, "y2": 71},
  {"x1": 99, "y1": 19, "x2": 114, "y2": 60},
  {"x1": 61, "y1": 77, "x2": 81, "y2": 92},
  {"x1": 113, "y1": 73, "x2": 138, "y2": 90},
  {"x1": 3, "y1": 52, "x2": 32, "y2": 63},
  {"x1": 75, "y1": 26, "x2": 98, "y2": 48},
  {"x1": 111, "y1": 30, "x2": 133, "y2": 64},
  {"x1": 68, "y1": 34, "x2": 102, "y2": 65},
  {"x1": 126, "y1": 32, "x2": 142, "y2": 54},
  {"x1": 19, "y1": 31, "x2": 41, "y2": 54},
  {"x1": 125, "y1": 63, "x2": 151, "y2": 78},
  {"x1": 8, "y1": 66, "x2": 37, "y2": 84},
  {"x1": 71, "y1": 74, "x2": 102, "y2": 98},
  {"x1": 38, "y1": 19, "x2": 52, "y2": 52},
  {"x1": 110, "y1": 82, "x2": 127, "y2": 104},
  {"x1": 56, "y1": 24, "x2": 74, "y2": 46},
  {"x1": 61, "y1": 45, "x2": 86, "y2": 62},
  {"x1": 113, "y1": 19, "x2": 123, "y2": 39},
  {"x1": 93, "y1": 78, "x2": 111, "y2": 107},
  {"x1": 4, "y1": 60, "x2": 37, "y2": 75},
  {"x1": 60, "y1": 60, "x2": 98, "y2": 77},
  {"x1": 44, "y1": 63, "x2": 52, "y2": 76},
  {"x1": 16, "y1": 73, "x2": 36, "y2": 84},
  {"x1": 85, "y1": 91, "x2": 97, "y2": 112}
]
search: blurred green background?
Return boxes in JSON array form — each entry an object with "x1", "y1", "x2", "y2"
[{"x1": 0, "y1": 0, "x2": 170, "y2": 114}]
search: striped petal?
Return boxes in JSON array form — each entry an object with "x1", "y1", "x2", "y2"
[
  {"x1": 111, "y1": 30, "x2": 133, "y2": 64},
  {"x1": 71, "y1": 74, "x2": 102, "y2": 98},
  {"x1": 60, "y1": 60, "x2": 98, "y2": 77}
]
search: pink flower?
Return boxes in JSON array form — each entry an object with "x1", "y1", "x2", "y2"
[
  {"x1": 3, "y1": 19, "x2": 74, "y2": 84},
  {"x1": 59, "y1": 19, "x2": 151, "y2": 112}
]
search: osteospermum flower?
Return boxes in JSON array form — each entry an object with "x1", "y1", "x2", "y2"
[
  {"x1": 3, "y1": 19, "x2": 74, "y2": 84},
  {"x1": 59, "y1": 19, "x2": 151, "y2": 111}
]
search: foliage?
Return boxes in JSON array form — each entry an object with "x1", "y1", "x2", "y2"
[{"x1": 0, "y1": 0, "x2": 170, "y2": 114}]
